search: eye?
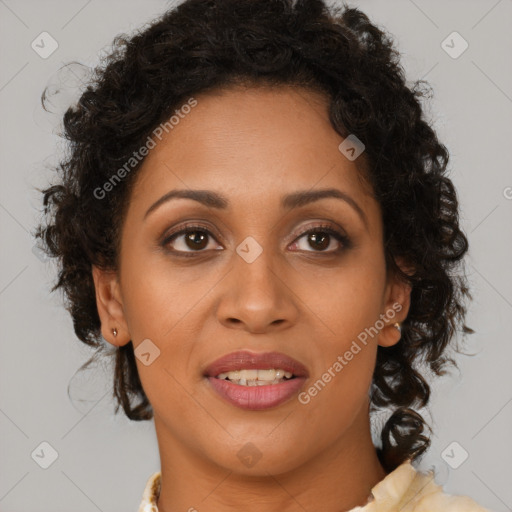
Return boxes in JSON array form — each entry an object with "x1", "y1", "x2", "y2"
[
  {"x1": 161, "y1": 222, "x2": 351, "y2": 257},
  {"x1": 289, "y1": 224, "x2": 349, "y2": 253},
  {"x1": 162, "y1": 224, "x2": 221, "y2": 255}
]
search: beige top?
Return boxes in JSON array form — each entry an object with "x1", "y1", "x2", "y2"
[{"x1": 138, "y1": 460, "x2": 491, "y2": 512}]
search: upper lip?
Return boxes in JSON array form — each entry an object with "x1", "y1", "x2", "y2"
[{"x1": 204, "y1": 350, "x2": 309, "y2": 378}]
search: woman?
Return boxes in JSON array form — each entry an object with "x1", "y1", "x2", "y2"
[{"x1": 34, "y1": 0, "x2": 490, "y2": 510}]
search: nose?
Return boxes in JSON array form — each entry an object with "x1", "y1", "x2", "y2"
[{"x1": 215, "y1": 247, "x2": 300, "y2": 334}]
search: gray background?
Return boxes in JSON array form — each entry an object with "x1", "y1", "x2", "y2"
[{"x1": 1, "y1": 0, "x2": 511, "y2": 511}]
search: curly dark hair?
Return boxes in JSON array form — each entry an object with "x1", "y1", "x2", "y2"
[{"x1": 33, "y1": 0, "x2": 474, "y2": 473}]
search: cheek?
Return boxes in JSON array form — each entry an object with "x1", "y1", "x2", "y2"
[
  {"x1": 119, "y1": 250, "x2": 208, "y2": 396},
  {"x1": 119, "y1": 248, "x2": 207, "y2": 340},
  {"x1": 292, "y1": 255, "x2": 386, "y2": 342},
  {"x1": 299, "y1": 339, "x2": 377, "y2": 443},
  {"x1": 293, "y1": 261, "x2": 383, "y2": 421}
]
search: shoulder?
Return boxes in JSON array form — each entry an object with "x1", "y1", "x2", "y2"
[
  {"x1": 403, "y1": 467, "x2": 491, "y2": 511},
  {"x1": 138, "y1": 471, "x2": 161, "y2": 512},
  {"x1": 357, "y1": 460, "x2": 491, "y2": 512}
]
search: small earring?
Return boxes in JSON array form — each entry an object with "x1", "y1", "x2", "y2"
[
  {"x1": 393, "y1": 322, "x2": 402, "y2": 334},
  {"x1": 112, "y1": 327, "x2": 118, "y2": 337}
]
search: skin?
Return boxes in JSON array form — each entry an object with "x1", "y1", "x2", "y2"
[{"x1": 93, "y1": 84, "x2": 412, "y2": 512}]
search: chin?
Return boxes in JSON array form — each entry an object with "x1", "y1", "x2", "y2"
[{"x1": 203, "y1": 435, "x2": 313, "y2": 477}]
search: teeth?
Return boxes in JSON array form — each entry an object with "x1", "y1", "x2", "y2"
[
  {"x1": 217, "y1": 368, "x2": 294, "y2": 385},
  {"x1": 242, "y1": 369, "x2": 258, "y2": 380},
  {"x1": 258, "y1": 369, "x2": 276, "y2": 380}
]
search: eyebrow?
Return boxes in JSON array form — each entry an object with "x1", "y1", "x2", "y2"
[{"x1": 143, "y1": 187, "x2": 368, "y2": 228}]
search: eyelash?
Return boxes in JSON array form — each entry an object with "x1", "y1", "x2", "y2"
[{"x1": 160, "y1": 222, "x2": 351, "y2": 258}]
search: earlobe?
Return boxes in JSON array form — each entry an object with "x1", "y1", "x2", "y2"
[
  {"x1": 378, "y1": 321, "x2": 403, "y2": 348},
  {"x1": 378, "y1": 259, "x2": 413, "y2": 348},
  {"x1": 91, "y1": 265, "x2": 130, "y2": 347}
]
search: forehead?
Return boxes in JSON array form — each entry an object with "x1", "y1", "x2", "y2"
[{"x1": 128, "y1": 85, "x2": 375, "y2": 220}]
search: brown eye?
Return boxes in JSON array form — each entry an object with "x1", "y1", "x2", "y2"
[
  {"x1": 163, "y1": 226, "x2": 219, "y2": 254},
  {"x1": 290, "y1": 225, "x2": 349, "y2": 253},
  {"x1": 306, "y1": 231, "x2": 331, "y2": 251},
  {"x1": 183, "y1": 230, "x2": 209, "y2": 250}
]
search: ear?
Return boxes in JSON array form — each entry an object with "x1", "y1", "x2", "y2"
[
  {"x1": 378, "y1": 257, "x2": 413, "y2": 348},
  {"x1": 91, "y1": 265, "x2": 130, "y2": 347}
]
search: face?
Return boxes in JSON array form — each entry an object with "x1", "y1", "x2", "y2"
[{"x1": 93, "y1": 85, "x2": 410, "y2": 476}]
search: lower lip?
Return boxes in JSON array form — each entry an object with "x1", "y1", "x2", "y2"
[{"x1": 206, "y1": 376, "x2": 307, "y2": 410}]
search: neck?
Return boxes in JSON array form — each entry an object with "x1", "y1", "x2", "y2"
[{"x1": 155, "y1": 403, "x2": 387, "y2": 512}]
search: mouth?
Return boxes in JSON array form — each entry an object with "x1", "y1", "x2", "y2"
[
  {"x1": 203, "y1": 350, "x2": 309, "y2": 410},
  {"x1": 215, "y1": 368, "x2": 296, "y2": 386}
]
